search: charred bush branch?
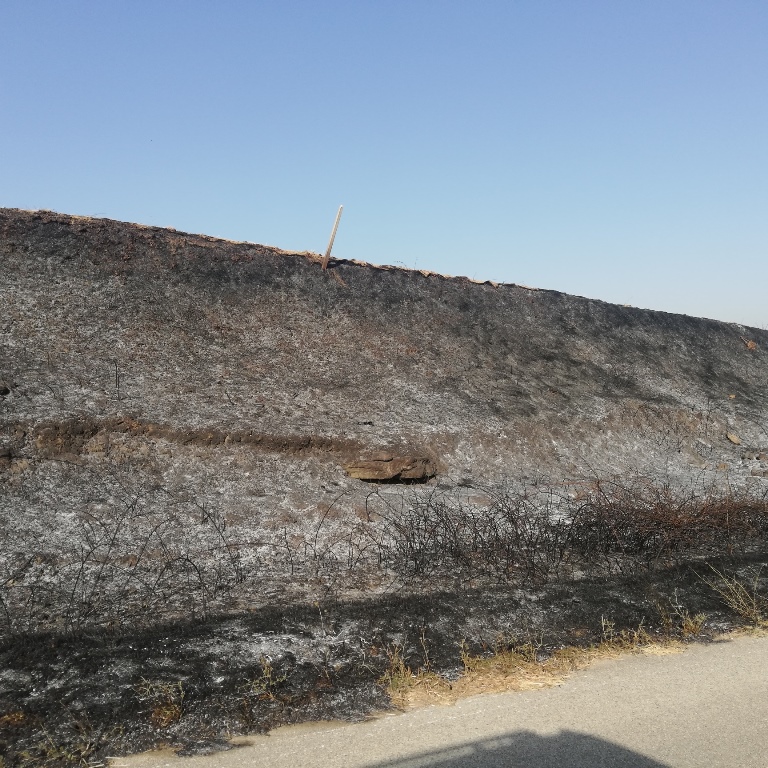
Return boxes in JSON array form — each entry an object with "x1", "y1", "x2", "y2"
[{"x1": 2, "y1": 476, "x2": 766, "y2": 637}]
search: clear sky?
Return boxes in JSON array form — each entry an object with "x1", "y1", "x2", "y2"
[{"x1": 2, "y1": 1, "x2": 766, "y2": 328}]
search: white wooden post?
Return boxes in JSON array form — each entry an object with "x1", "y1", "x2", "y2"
[{"x1": 321, "y1": 205, "x2": 343, "y2": 270}]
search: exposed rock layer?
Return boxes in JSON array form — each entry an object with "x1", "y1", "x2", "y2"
[{"x1": 343, "y1": 455, "x2": 436, "y2": 482}]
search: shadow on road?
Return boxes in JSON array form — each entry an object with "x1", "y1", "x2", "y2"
[{"x1": 366, "y1": 729, "x2": 670, "y2": 768}]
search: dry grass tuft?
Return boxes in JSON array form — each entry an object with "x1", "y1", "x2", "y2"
[
  {"x1": 378, "y1": 644, "x2": 452, "y2": 708},
  {"x1": 134, "y1": 679, "x2": 186, "y2": 728},
  {"x1": 0, "y1": 711, "x2": 27, "y2": 728},
  {"x1": 380, "y1": 617, "x2": 693, "y2": 709},
  {"x1": 242, "y1": 655, "x2": 288, "y2": 701},
  {"x1": 700, "y1": 565, "x2": 768, "y2": 626}
]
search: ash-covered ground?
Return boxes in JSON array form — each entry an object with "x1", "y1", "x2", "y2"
[
  {"x1": 1, "y1": 209, "x2": 767, "y2": 765},
  {"x1": 2, "y1": 555, "x2": 767, "y2": 765}
]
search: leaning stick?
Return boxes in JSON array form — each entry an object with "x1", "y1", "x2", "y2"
[{"x1": 321, "y1": 205, "x2": 343, "y2": 270}]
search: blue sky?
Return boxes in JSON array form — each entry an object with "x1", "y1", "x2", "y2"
[{"x1": 2, "y1": 1, "x2": 766, "y2": 327}]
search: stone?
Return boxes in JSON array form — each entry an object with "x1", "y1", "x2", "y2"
[
  {"x1": 369, "y1": 451, "x2": 394, "y2": 462},
  {"x1": 726, "y1": 433, "x2": 742, "y2": 445},
  {"x1": 343, "y1": 456, "x2": 435, "y2": 482}
]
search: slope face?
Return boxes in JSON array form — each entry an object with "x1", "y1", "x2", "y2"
[
  {"x1": 2, "y1": 208, "x2": 766, "y2": 478},
  {"x1": 1, "y1": 208, "x2": 767, "y2": 627},
  {"x1": 3, "y1": 208, "x2": 768, "y2": 764}
]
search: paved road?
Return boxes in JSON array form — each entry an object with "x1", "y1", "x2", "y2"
[{"x1": 113, "y1": 634, "x2": 768, "y2": 768}]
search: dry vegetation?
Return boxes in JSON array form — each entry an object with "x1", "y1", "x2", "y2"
[
  {"x1": 380, "y1": 590, "x2": 760, "y2": 711},
  {"x1": 2, "y1": 474, "x2": 767, "y2": 639},
  {"x1": 699, "y1": 564, "x2": 768, "y2": 626},
  {"x1": 3, "y1": 472, "x2": 767, "y2": 766}
]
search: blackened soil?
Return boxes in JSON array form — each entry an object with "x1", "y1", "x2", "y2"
[
  {"x1": 2, "y1": 554, "x2": 766, "y2": 766},
  {"x1": 2, "y1": 209, "x2": 768, "y2": 765}
]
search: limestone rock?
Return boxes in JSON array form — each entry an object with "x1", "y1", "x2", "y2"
[{"x1": 344, "y1": 456, "x2": 435, "y2": 482}]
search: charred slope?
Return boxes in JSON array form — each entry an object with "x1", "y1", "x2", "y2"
[
  {"x1": 2, "y1": 209, "x2": 768, "y2": 764},
  {"x1": 2, "y1": 207, "x2": 767, "y2": 482},
  {"x1": 1, "y1": 207, "x2": 768, "y2": 628}
]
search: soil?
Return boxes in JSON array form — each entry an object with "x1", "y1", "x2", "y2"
[
  {"x1": 1, "y1": 208, "x2": 767, "y2": 765},
  {"x1": 1, "y1": 556, "x2": 765, "y2": 764}
]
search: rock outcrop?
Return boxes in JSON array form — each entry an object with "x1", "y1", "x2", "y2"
[{"x1": 344, "y1": 454, "x2": 436, "y2": 482}]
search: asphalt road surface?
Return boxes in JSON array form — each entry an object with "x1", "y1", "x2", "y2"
[{"x1": 113, "y1": 633, "x2": 768, "y2": 768}]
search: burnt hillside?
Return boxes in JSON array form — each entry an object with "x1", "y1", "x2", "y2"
[
  {"x1": 2, "y1": 207, "x2": 767, "y2": 488},
  {"x1": 2, "y1": 209, "x2": 768, "y2": 764},
  {"x1": 1, "y1": 207, "x2": 768, "y2": 628}
]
